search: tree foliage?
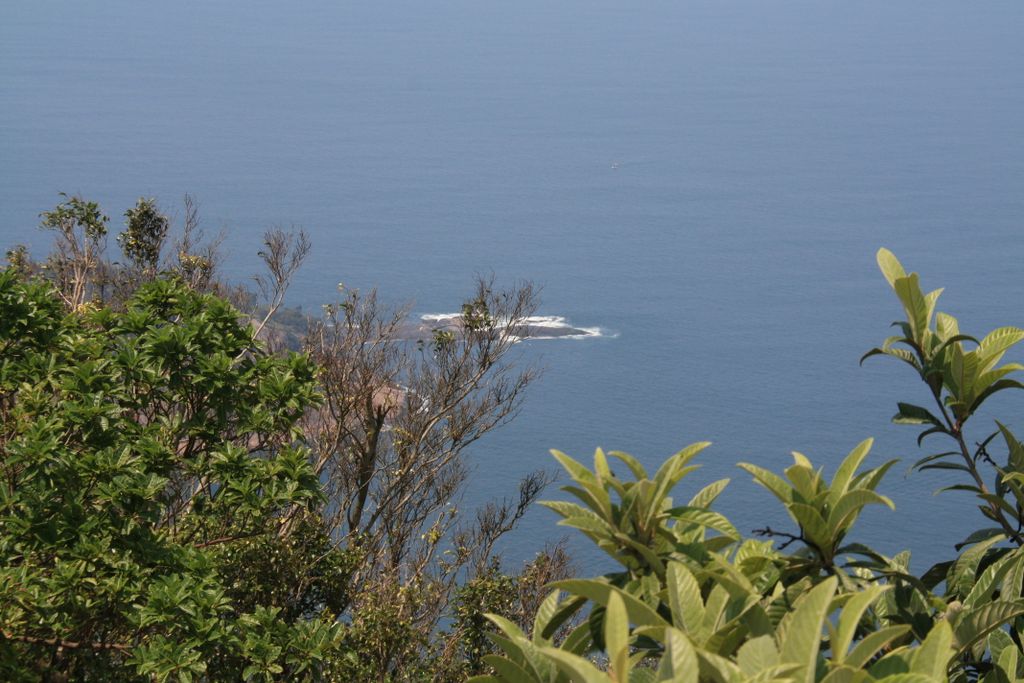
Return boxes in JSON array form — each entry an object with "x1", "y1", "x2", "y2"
[
  {"x1": 475, "y1": 250, "x2": 1024, "y2": 683},
  {"x1": 0, "y1": 271, "x2": 344, "y2": 681},
  {"x1": 1, "y1": 194, "x2": 560, "y2": 681}
]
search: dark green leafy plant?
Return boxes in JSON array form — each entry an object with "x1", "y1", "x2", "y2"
[{"x1": 0, "y1": 272, "x2": 344, "y2": 681}]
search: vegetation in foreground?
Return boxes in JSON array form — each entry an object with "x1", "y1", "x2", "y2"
[{"x1": 1, "y1": 196, "x2": 1023, "y2": 681}]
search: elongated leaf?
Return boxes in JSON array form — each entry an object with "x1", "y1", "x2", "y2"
[
  {"x1": 832, "y1": 585, "x2": 889, "y2": 664},
  {"x1": 481, "y1": 655, "x2": 535, "y2": 683},
  {"x1": 532, "y1": 591, "x2": 562, "y2": 643},
  {"x1": 918, "y1": 461, "x2": 971, "y2": 474},
  {"x1": 652, "y1": 442, "x2": 709, "y2": 494},
  {"x1": 551, "y1": 580, "x2": 668, "y2": 628},
  {"x1": 487, "y1": 613, "x2": 529, "y2": 640},
  {"x1": 877, "y1": 248, "x2": 907, "y2": 288},
  {"x1": 829, "y1": 439, "x2": 874, "y2": 504},
  {"x1": 540, "y1": 500, "x2": 593, "y2": 520},
  {"x1": 561, "y1": 485, "x2": 612, "y2": 521},
  {"x1": 737, "y1": 635, "x2": 779, "y2": 676},
  {"x1": 952, "y1": 600, "x2": 1024, "y2": 658},
  {"x1": 737, "y1": 463, "x2": 794, "y2": 505},
  {"x1": 844, "y1": 625, "x2": 913, "y2": 669},
  {"x1": 910, "y1": 619, "x2": 952, "y2": 677},
  {"x1": 656, "y1": 628, "x2": 698, "y2": 683},
  {"x1": 561, "y1": 622, "x2": 593, "y2": 656},
  {"x1": 669, "y1": 507, "x2": 740, "y2": 540},
  {"x1": 551, "y1": 450, "x2": 598, "y2": 485},
  {"x1": 860, "y1": 346, "x2": 923, "y2": 370},
  {"x1": 539, "y1": 647, "x2": 612, "y2": 683},
  {"x1": 893, "y1": 273, "x2": 929, "y2": 341},
  {"x1": 540, "y1": 595, "x2": 588, "y2": 642},
  {"x1": 688, "y1": 478, "x2": 730, "y2": 508},
  {"x1": 977, "y1": 327, "x2": 1024, "y2": 369},
  {"x1": 787, "y1": 503, "x2": 832, "y2": 551},
  {"x1": 593, "y1": 448, "x2": 612, "y2": 481},
  {"x1": 828, "y1": 489, "x2": 895, "y2": 534},
  {"x1": 998, "y1": 422, "x2": 1024, "y2": 471},
  {"x1": 695, "y1": 649, "x2": 742, "y2": 683},
  {"x1": 948, "y1": 534, "x2": 1005, "y2": 599},
  {"x1": 910, "y1": 451, "x2": 959, "y2": 470},
  {"x1": 892, "y1": 402, "x2": 943, "y2": 427},
  {"x1": 604, "y1": 591, "x2": 630, "y2": 681},
  {"x1": 667, "y1": 562, "x2": 706, "y2": 639},
  {"x1": 997, "y1": 645, "x2": 1020, "y2": 683},
  {"x1": 963, "y1": 551, "x2": 1017, "y2": 609},
  {"x1": 608, "y1": 451, "x2": 648, "y2": 480},
  {"x1": 923, "y1": 288, "x2": 943, "y2": 331},
  {"x1": 780, "y1": 576, "x2": 836, "y2": 683},
  {"x1": 819, "y1": 667, "x2": 869, "y2": 683},
  {"x1": 970, "y1": 378, "x2": 1024, "y2": 414}
]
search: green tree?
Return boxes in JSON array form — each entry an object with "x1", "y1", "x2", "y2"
[{"x1": 0, "y1": 270, "x2": 346, "y2": 681}]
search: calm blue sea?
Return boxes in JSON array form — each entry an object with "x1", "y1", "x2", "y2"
[{"x1": 3, "y1": 0, "x2": 1023, "y2": 573}]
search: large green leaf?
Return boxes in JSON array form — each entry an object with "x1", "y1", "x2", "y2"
[
  {"x1": 843, "y1": 625, "x2": 913, "y2": 669},
  {"x1": 829, "y1": 439, "x2": 874, "y2": 504},
  {"x1": 909, "y1": 619, "x2": 952, "y2": 678},
  {"x1": 550, "y1": 580, "x2": 668, "y2": 629},
  {"x1": 830, "y1": 584, "x2": 889, "y2": 665},
  {"x1": 667, "y1": 562, "x2": 706, "y2": 640},
  {"x1": 951, "y1": 600, "x2": 1024, "y2": 659},
  {"x1": 876, "y1": 249, "x2": 907, "y2": 288},
  {"x1": 656, "y1": 628, "x2": 698, "y2": 683},
  {"x1": 779, "y1": 576, "x2": 836, "y2": 683}
]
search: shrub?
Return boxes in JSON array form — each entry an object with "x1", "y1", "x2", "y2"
[{"x1": 475, "y1": 250, "x2": 1024, "y2": 683}]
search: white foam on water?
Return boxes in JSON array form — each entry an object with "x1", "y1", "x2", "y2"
[{"x1": 419, "y1": 313, "x2": 608, "y2": 341}]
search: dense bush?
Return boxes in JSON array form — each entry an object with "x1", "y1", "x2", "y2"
[{"x1": 0, "y1": 272, "x2": 344, "y2": 680}]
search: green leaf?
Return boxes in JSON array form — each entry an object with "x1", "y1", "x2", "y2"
[
  {"x1": 831, "y1": 584, "x2": 889, "y2": 664},
  {"x1": 787, "y1": 503, "x2": 831, "y2": 551},
  {"x1": 737, "y1": 635, "x2": 779, "y2": 676},
  {"x1": 779, "y1": 576, "x2": 836, "y2": 683},
  {"x1": 844, "y1": 625, "x2": 913, "y2": 669},
  {"x1": 893, "y1": 273, "x2": 929, "y2": 342},
  {"x1": 910, "y1": 619, "x2": 952, "y2": 677},
  {"x1": 539, "y1": 646, "x2": 613, "y2": 683},
  {"x1": 827, "y1": 489, "x2": 895, "y2": 535},
  {"x1": 948, "y1": 534, "x2": 1005, "y2": 599},
  {"x1": 688, "y1": 478, "x2": 730, "y2": 509},
  {"x1": 604, "y1": 591, "x2": 631, "y2": 681},
  {"x1": 669, "y1": 507, "x2": 740, "y2": 540},
  {"x1": 738, "y1": 463, "x2": 793, "y2": 505},
  {"x1": 656, "y1": 628, "x2": 698, "y2": 683},
  {"x1": 550, "y1": 580, "x2": 669, "y2": 628},
  {"x1": 829, "y1": 438, "x2": 874, "y2": 503},
  {"x1": 531, "y1": 591, "x2": 562, "y2": 644},
  {"x1": 876, "y1": 248, "x2": 907, "y2": 288},
  {"x1": 977, "y1": 327, "x2": 1024, "y2": 370},
  {"x1": 952, "y1": 600, "x2": 1024, "y2": 659},
  {"x1": 480, "y1": 655, "x2": 534, "y2": 682},
  {"x1": 667, "y1": 562, "x2": 706, "y2": 639},
  {"x1": 891, "y1": 403, "x2": 944, "y2": 427}
]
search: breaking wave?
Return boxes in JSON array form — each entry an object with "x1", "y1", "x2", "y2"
[{"x1": 419, "y1": 313, "x2": 607, "y2": 341}]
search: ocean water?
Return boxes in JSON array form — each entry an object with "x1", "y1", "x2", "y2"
[{"x1": 3, "y1": 0, "x2": 1023, "y2": 574}]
